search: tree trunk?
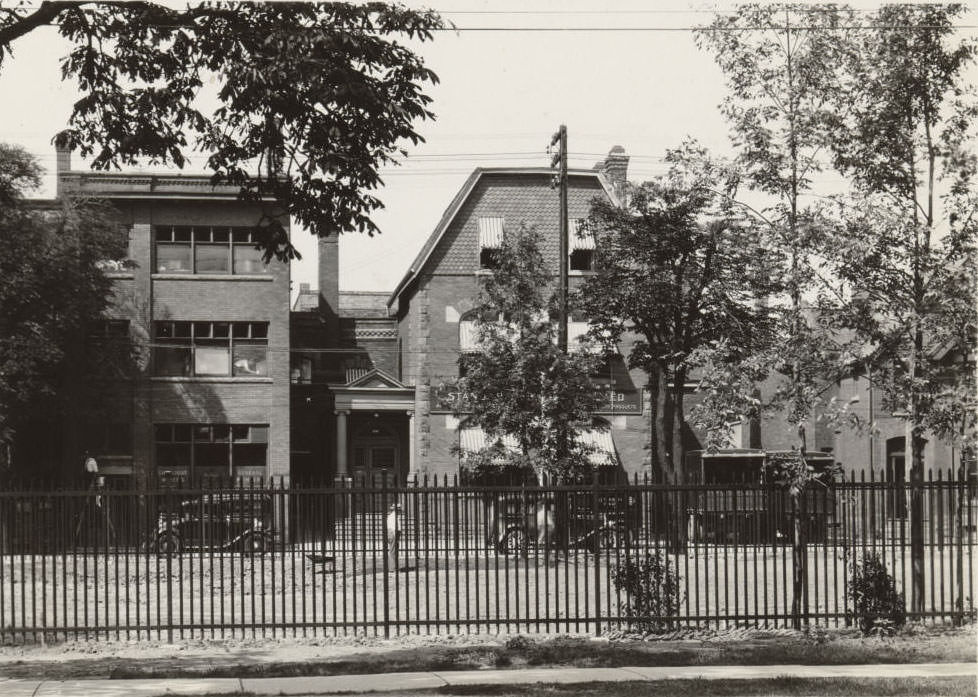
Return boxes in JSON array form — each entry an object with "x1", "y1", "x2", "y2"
[
  {"x1": 672, "y1": 367, "x2": 689, "y2": 553},
  {"x1": 649, "y1": 366, "x2": 672, "y2": 483},
  {"x1": 671, "y1": 367, "x2": 688, "y2": 482},
  {"x1": 791, "y1": 490, "x2": 807, "y2": 629},
  {"x1": 791, "y1": 425, "x2": 809, "y2": 630},
  {"x1": 908, "y1": 320, "x2": 925, "y2": 616},
  {"x1": 908, "y1": 424, "x2": 925, "y2": 616}
]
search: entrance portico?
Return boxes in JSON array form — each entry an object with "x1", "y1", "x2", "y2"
[{"x1": 329, "y1": 369, "x2": 415, "y2": 485}]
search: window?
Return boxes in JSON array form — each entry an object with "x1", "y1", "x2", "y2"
[
  {"x1": 83, "y1": 423, "x2": 133, "y2": 459},
  {"x1": 458, "y1": 308, "x2": 506, "y2": 354},
  {"x1": 154, "y1": 226, "x2": 269, "y2": 274},
  {"x1": 459, "y1": 317, "x2": 480, "y2": 353},
  {"x1": 87, "y1": 319, "x2": 130, "y2": 348},
  {"x1": 478, "y1": 217, "x2": 504, "y2": 270},
  {"x1": 568, "y1": 321, "x2": 595, "y2": 353},
  {"x1": 155, "y1": 423, "x2": 268, "y2": 481},
  {"x1": 569, "y1": 218, "x2": 595, "y2": 271},
  {"x1": 153, "y1": 321, "x2": 268, "y2": 377}
]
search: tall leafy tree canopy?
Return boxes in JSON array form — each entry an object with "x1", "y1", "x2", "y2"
[
  {"x1": 0, "y1": 1, "x2": 443, "y2": 258},
  {"x1": 0, "y1": 144, "x2": 133, "y2": 461},
  {"x1": 580, "y1": 142, "x2": 777, "y2": 481},
  {"x1": 455, "y1": 224, "x2": 605, "y2": 484},
  {"x1": 696, "y1": 4, "x2": 851, "y2": 454},
  {"x1": 820, "y1": 3, "x2": 977, "y2": 458}
]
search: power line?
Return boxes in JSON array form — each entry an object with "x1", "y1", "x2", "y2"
[{"x1": 434, "y1": 25, "x2": 978, "y2": 32}]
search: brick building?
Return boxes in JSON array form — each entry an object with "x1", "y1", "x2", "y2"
[
  {"x1": 382, "y1": 150, "x2": 655, "y2": 481},
  {"x1": 51, "y1": 144, "x2": 967, "y2": 490},
  {"x1": 55, "y1": 150, "x2": 291, "y2": 486}
]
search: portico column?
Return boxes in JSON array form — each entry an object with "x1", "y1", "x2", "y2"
[
  {"x1": 335, "y1": 409, "x2": 350, "y2": 479},
  {"x1": 406, "y1": 410, "x2": 415, "y2": 478}
]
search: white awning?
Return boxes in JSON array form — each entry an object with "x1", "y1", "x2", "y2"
[
  {"x1": 458, "y1": 426, "x2": 618, "y2": 466},
  {"x1": 478, "y1": 217, "x2": 505, "y2": 249},
  {"x1": 570, "y1": 218, "x2": 596, "y2": 250},
  {"x1": 579, "y1": 427, "x2": 618, "y2": 466},
  {"x1": 568, "y1": 321, "x2": 602, "y2": 354},
  {"x1": 459, "y1": 320, "x2": 480, "y2": 352},
  {"x1": 459, "y1": 427, "x2": 519, "y2": 453}
]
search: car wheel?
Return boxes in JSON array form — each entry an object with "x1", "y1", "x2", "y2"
[
  {"x1": 498, "y1": 526, "x2": 527, "y2": 556},
  {"x1": 243, "y1": 532, "x2": 270, "y2": 555},
  {"x1": 595, "y1": 527, "x2": 620, "y2": 552},
  {"x1": 157, "y1": 532, "x2": 180, "y2": 556}
]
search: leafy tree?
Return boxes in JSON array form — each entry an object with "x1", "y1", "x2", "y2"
[
  {"x1": 455, "y1": 224, "x2": 606, "y2": 484},
  {"x1": 0, "y1": 1, "x2": 443, "y2": 258},
  {"x1": 696, "y1": 4, "x2": 851, "y2": 461},
  {"x1": 580, "y1": 142, "x2": 776, "y2": 484},
  {"x1": 0, "y1": 144, "x2": 135, "y2": 478},
  {"x1": 697, "y1": 5, "x2": 853, "y2": 628},
  {"x1": 819, "y1": 4, "x2": 977, "y2": 614}
]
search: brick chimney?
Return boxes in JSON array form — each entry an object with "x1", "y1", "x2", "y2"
[
  {"x1": 318, "y1": 236, "x2": 340, "y2": 346},
  {"x1": 593, "y1": 145, "x2": 629, "y2": 202}
]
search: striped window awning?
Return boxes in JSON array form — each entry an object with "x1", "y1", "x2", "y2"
[
  {"x1": 459, "y1": 427, "x2": 519, "y2": 453},
  {"x1": 478, "y1": 217, "x2": 505, "y2": 249},
  {"x1": 570, "y1": 218, "x2": 596, "y2": 251},
  {"x1": 458, "y1": 426, "x2": 618, "y2": 467},
  {"x1": 568, "y1": 321, "x2": 602, "y2": 354},
  {"x1": 579, "y1": 428, "x2": 618, "y2": 466},
  {"x1": 459, "y1": 320, "x2": 480, "y2": 353}
]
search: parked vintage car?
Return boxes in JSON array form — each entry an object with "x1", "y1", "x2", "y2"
[
  {"x1": 683, "y1": 449, "x2": 839, "y2": 544},
  {"x1": 151, "y1": 492, "x2": 273, "y2": 554},
  {"x1": 489, "y1": 487, "x2": 640, "y2": 555}
]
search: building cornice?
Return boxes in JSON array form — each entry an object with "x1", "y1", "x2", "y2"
[{"x1": 58, "y1": 172, "x2": 278, "y2": 201}]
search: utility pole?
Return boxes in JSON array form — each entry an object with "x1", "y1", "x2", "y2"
[
  {"x1": 548, "y1": 124, "x2": 571, "y2": 482},
  {"x1": 550, "y1": 124, "x2": 568, "y2": 354}
]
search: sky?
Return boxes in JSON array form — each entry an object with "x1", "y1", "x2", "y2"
[{"x1": 0, "y1": 1, "x2": 974, "y2": 298}]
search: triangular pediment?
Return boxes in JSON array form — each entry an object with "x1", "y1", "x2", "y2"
[{"x1": 345, "y1": 368, "x2": 408, "y2": 389}]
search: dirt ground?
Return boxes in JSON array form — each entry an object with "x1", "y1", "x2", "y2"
[
  {"x1": 0, "y1": 622, "x2": 972, "y2": 680},
  {"x1": 2, "y1": 546, "x2": 971, "y2": 641}
]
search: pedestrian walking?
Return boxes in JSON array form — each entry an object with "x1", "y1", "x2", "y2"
[{"x1": 386, "y1": 501, "x2": 402, "y2": 570}]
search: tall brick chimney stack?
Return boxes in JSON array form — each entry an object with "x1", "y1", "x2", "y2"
[
  {"x1": 318, "y1": 236, "x2": 340, "y2": 346},
  {"x1": 594, "y1": 145, "x2": 629, "y2": 202},
  {"x1": 55, "y1": 144, "x2": 72, "y2": 197}
]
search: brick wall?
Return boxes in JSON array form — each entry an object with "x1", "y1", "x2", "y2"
[
  {"x1": 104, "y1": 198, "x2": 291, "y2": 483},
  {"x1": 401, "y1": 171, "x2": 655, "y2": 478}
]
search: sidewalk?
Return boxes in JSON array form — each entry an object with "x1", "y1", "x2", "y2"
[{"x1": 1, "y1": 662, "x2": 974, "y2": 696}]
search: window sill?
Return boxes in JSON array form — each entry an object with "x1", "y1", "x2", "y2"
[
  {"x1": 152, "y1": 376, "x2": 273, "y2": 384},
  {"x1": 152, "y1": 273, "x2": 273, "y2": 281},
  {"x1": 474, "y1": 269, "x2": 497, "y2": 276},
  {"x1": 569, "y1": 270, "x2": 596, "y2": 276},
  {"x1": 105, "y1": 272, "x2": 135, "y2": 280}
]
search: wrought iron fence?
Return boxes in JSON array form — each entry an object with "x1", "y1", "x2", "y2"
[{"x1": 0, "y1": 471, "x2": 973, "y2": 643}]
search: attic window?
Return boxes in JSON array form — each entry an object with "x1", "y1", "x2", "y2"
[
  {"x1": 569, "y1": 218, "x2": 595, "y2": 271},
  {"x1": 478, "y1": 217, "x2": 504, "y2": 269}
]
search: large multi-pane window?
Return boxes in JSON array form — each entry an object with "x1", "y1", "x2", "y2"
[
  {"x1": 153, "y1": 321, "x2": 268, "y2": 377},
  {"x1": 155, "y1": 424, "x2": 268, "y2": 481},
  {"x1": 154, "y1": 226, "x2": 268, "y2": 274}
]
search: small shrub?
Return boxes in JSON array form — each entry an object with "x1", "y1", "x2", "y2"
[
  {"x1": 850, "y1": 552, "x2": 906, "y2": 636},
  {"x1": 611, "y1": 551, "x2": 684, "y2": 634},
  {"x1": 504, "y1": 634, "x2": 534, "y2": 652}
]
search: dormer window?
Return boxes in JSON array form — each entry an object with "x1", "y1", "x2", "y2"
[
  {"x1": 570, "y1": 218, "x2": 595, "y2": 271},
  {"x1": 478, "y1": 217, "x2": 504, "y2": 269}
]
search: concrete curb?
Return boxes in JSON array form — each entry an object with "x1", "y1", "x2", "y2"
[{"x1": 1, "y1": 662, "x2": 974, "y2": 696}]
